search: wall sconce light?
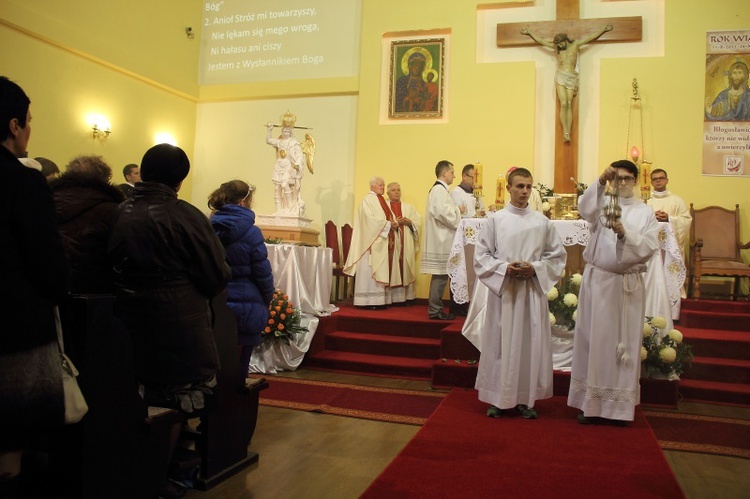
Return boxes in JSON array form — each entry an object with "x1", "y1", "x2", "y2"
[
  {"x1": 92, "y1": 124, "x2": 111, "y2": 139},
  {"x1": 88, "y1": 114, "x2": 111, "y2": 139}
]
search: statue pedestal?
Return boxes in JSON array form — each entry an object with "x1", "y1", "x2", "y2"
[{"x1": 257, "y1": 214, "x2": 319, "y2": 246}]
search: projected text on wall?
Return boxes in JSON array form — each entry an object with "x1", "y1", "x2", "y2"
[{"x1": 198, "y1": 0, "x2": 361, "y2": 84}]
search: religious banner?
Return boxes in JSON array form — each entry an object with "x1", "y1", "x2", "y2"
[{"x1": 702, "y1": 30, "x2": 750, "y2": 176}]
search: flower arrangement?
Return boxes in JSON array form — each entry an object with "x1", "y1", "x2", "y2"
[
  {"x1": 570, "y1": 177, "x2": 588, "y2": 197},
  {"x1": 263, "y1": 290, "x2": 308, "y2": 345},
  {"x1": 535, "y1": 183, "x2": 554, "y2": 198},
  {"x1": 548, "y1": 272, "x2": 582, "y2": 329},
  {"x1": 641, "y1": 316, "x2": 693, "y2": 379}
]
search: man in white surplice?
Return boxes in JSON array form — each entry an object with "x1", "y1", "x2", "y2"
[
  {"x1": 474, "y1": 167, "x2": 567, "y2": 419},
  {"x1": 568, "y1": 160, "x2": 659, "y2": 425},
  {"x1": 343, "y1": 177, "x2": 401, "y2": 307},
  {"x1": 646, "y1": 168, "x2": 691, "y2": 298},
  {"x1": 421, "y1": 160, "x2": 465, "y2": 320},
  {"x1": 387, "y1": 182, "x2": 421, "y2": 304}
]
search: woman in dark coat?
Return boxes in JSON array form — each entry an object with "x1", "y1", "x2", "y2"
[
  {"x1": 209, "y1": 180, "x2": 275, "y2": 375},
  {"x1": 108, "y1": 144, "x2": 231, "y2": 409},
  {"x1": 50, "y1": 155, "x2": 124, "y2": 295}
]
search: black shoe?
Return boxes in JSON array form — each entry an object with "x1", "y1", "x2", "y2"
[
  {"x1": 429, "y1": 311, "x2": 456, "y2": 320},
  {"x1": 577, "y1": 412, "x2": 595, "y2": 425}
]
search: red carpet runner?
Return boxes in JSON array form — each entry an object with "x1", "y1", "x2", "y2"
[
  {"x1": 254, "y1": 376, "x2": 445, "y2": 425},
  {"x1": 362, "y1": 389, "x2": 684, "y2": 498}
]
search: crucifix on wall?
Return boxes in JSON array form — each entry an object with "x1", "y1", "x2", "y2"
[{"x1": 497, "y1": 0, "x2": 642, "y2": 193}]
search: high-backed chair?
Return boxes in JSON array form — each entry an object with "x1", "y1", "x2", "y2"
[
  {"x1": 325, "y1": 220, "x2": 347, "y2": 301},
  {"x1": 688, "y1": 203, "x2": 750, "y2": 300}
]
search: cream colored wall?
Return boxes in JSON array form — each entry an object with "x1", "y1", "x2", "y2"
[
  {"x1": 0, "y1": 1, "x2": 200, "y2": 199},
  {"x1": 356, "y1": 1, "x2": 536, "y2": 297}
]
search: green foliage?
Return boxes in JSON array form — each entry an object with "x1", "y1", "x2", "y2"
[
  {"x1": 535, "y1": 183, "x2": 554, "y2": 198},
  {"x1": 264, "y1": 237, "x2": 284, "y2": 244}
]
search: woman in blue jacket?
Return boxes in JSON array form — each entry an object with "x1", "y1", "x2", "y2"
[{"x1": 209, "y1": 180, "x2": 275, "y2": 375}]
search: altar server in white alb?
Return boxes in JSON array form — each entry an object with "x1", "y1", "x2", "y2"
[
  {"x1": 474, "y1": 167, "x2": 566, "y2": 419},
  {"x1": 646, "y1": 168, "x2": 691, "y2": 296},
  {"x1": 387, "y1": 182, "x2": 421, "y2": 304},
  {"x1": 420, "y1": 160, "x2": 464, "y2": 320},
  {"x1": 568, "y1": 160, "x2": 659, "y2": 425},
  {"x1": 343, "y1": 177, "x2": 401, "y2": 307}
]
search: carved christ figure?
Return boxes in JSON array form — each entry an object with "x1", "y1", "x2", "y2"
[{"x1": 521, "y1": 24, "x2": 613, "y2": 142}]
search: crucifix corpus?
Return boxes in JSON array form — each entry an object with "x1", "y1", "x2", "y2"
[{"x1": 497, "y1": 0, "x2": 642, "y2": 193}]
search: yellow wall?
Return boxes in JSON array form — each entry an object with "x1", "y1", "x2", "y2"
[{"x1": 1, "y1": 0, "x2": 748, "y2": 299}]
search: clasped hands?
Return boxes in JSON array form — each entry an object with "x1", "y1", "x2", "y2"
[{"x1": 508, "y1": 261, "x2": 535, "y2": 280}]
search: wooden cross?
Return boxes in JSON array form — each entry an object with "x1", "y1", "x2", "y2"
[{"x1": 497, "y1": 0, "x2": 642, "y2": 193}]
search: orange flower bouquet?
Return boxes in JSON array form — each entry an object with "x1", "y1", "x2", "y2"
[{"x1": 263, "y1": 290, "x2": 308, "y2": 345}]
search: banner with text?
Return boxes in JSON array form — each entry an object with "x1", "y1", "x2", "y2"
[{"x1": 703, "y1": 30, "x2": 750, "y2": 176}]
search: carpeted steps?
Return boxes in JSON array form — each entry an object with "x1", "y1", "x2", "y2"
[
  {"x1": 303, "y1": 304, "x2": 446, "y2": 380},
  {"x1": 678, "y1": 299, "x2": 750, "y2": 406}
]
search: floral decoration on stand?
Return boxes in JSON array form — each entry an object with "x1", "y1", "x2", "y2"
[
  {"x1": 535, "y1": 183, "x2": 555, "y2": 218},
  {"x1": 641, "y1": 316, "x2": 693, "y2": 380},
  {"x1": 548, "y1": 272, "x2": 582, "y2": 329},
  {"x1": 263, "y1": 290, "x2": 308, "y2": 345},
  {"x1": 570, "y1": 177, "x2": 588, "y2": 197}
]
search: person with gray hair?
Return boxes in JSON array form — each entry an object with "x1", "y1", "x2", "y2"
[
  {"x1": 343, "y1": 176, "x2": 401, "y2": 308},
  {"x1": 50, "y1": 154, "x2": 124, "y2": 294}
]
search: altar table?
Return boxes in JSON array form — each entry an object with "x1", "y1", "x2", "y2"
[
  {"x1": 249, "y1": 244, "x2": 337, "y2": 374},
  {"x1": 265, "y1": 243, "x2": 337, "y2": 317}
]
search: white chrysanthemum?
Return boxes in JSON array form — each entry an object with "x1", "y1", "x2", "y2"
[
  {"x1": 659, "y1": 347, "x2": 677, "y2": 364},
  {"x1": 542, "y1": 201, "x2": 551, "y2": 212},
  {"x1": 651, "y1": 316, "x2": 667, "y2": 330},
  {"x1": 640, "y1": 346, "x2": 648, "y2": 361},
  {"x1": 572, "y1": 310, "x2": 577, "y2": 321},
  {"x1": 547, "y1": 287, "x2": 559, "y2": 301},
  {"x1": 570, "y1": 273, "x2": 582, "y2": 286},
  {"x1": 549, "y1": 312, "x2": 556, "y2": 326},
  {"x1": 668, "y1": 329, "x2": 683, "y2": 345},
  {"x1": 563, "y1": 293, "x2": 578, "y2": 307},
  {"x1": 643, "y1": 323, "x2": 652, "y2": 337}
]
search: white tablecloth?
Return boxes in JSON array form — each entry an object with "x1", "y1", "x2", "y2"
[
  {"x1": 265, "y1": 243, "x2": 337, "y2": 317},
  {"x1": 249, "y1": 244, "x2": 337, "y2": 374},
  {"x1": 447, "y1": 218, "x2": 685, "y2": 319}
]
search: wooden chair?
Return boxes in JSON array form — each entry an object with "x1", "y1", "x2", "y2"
[
  {"x1": 688, "y1": 203, "x2": 750, "y2": 300},
  {"x1": 325, "y1": 220, "x2": 347, "y2": 301}
]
